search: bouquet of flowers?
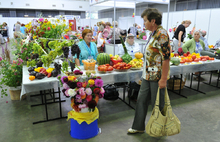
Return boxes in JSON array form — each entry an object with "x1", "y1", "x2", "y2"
[
  {"x1": 57, "y1": 73, "x2": 105, "y2": 112},
  {"x1": 187, "y1": 25, "x2": 196, "y2": 39},
  {"x1": 25, "y1": 18, "x2": 68, "y2": 39},
  {"x1": 85, "y1": 25, "x2": 89, "y2": 29},
  {"x1": 169, "y1": 22, "x2": 179, "y2": 33}
]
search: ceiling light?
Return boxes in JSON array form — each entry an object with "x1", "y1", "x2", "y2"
[{"x1": 24, "y1": 15, "x2": 28, "y2": 17}]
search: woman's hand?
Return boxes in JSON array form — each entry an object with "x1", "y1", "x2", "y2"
[
  {"x1": 178, "y1": 42, "x2": 181, "y2": 47},
  {"x1": 158, "y1": 79, "x2": 167, "y2": 89}
]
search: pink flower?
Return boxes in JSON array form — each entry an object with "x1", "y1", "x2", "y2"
[
  {"x1": 63, "y1": 83, "x2": 69, "y2": 89},
  {"x1": 95, "y1": 79, "x2": 103, "y2": 87},
  {"x1": 18, "y1": 58, "x2": 23, "y2": 63},
  {"x1": 61, "y1": 76, "x2": 68, "y2": 84},
  {"x1": 39, "y1": 18, "x2": 44, "y2": 22},
  {"x1": 17, "y1": 63, "x2": 21, "y2": 65},
  {"x1": 78, "y1": 104, "x2": 87, "y2": 109},
  {"x1": 76, "y1": 95, "x2": 82, "y2": 103},
  {"x1": 47, "y1": 27, "x2": 51, "y2": 30},
  {"x1": 24, "y1": 48, "x2": 27, "y2": 50},
  {"x1": 169, "y1": 29, "x2": 172, "y2": 32},
  {"x1": 26, "y1": 57, "x2": 29, "y2": 59},
  {"x1": 14, "y1": 73, "x2": 17, "y2": 75},
  {"x1": 86, "y1": 95, "x2": 92, "y2": 102},
  {"x1": 6, "y1": 101, "x2": 8, "y2": 103},
  {"x1": 65, "y1": 89, "x2": 70, "y2": 97},
  {"x1": 77, "y1": 82, "x2": 82, "y2": 88},
  {"x1": 0, "y1": 57, "x2": 2, "y2": 61},
  {"x1": 100, "y1": 87, "x2": 105, "y2": 94},
  {"x1": 78, "y1": 87, "x2": 85, "y2": 96},
  {"x1": 85, "y1": 88, "x2": 92, "y2": 95},
  {"x1": 21, "y1": 50, "x2": 23, "y2": 53}
]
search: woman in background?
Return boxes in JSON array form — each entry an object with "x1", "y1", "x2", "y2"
[
  {"x1": 74, "y1": 29, "x2": 98, "y2": 66},
  {"x1": 173, "y1": 20, "x2": 191, "y2": 53},
  {"x1": 182, "y1": 30, "x2": 205, "y2": 54}
]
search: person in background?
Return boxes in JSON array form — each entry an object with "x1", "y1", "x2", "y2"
[
  {"x1": 74, "y1": 29, "x2": 98, "y2": 66},
  {"x1": 103, "y1": 22, "x2": 111, "y2": 39},
  {"x1": 93, "y1": 24, "x2": 98, "y2": 36},
  {"x1": 64, "y1": 29, "x2": 72, "y2": 40},
  {"x1": 128, "y1": 23, "x2": 139, "y2": 39},
  {"x1": 2, "y1": 22, "x2": 9, "y2": 42},
  {"x1": 14, "y1": 24, "x2": 24, "y2": 43},
  {"x1": 118, "y1": 33, "x2": 140, "y2": 58},
  {"x1": 199, "y1": 30, "x2": 209, "y2": 51},
  {"x1": 128, "y1": 8, "x2": 170, "y2": 134},
  {"x1": 107, "y1": 21, "x2": 123, "y2": 44},
  {"x1": 97, "y1": 25, "x2": 105, "y2": 53},
  {"x1": 182, "y1": 30, "x2": 205, "y2": 54},
  {"x1": 173, "y1": 20, "x2": 191, "y2": 53},
  {"x1": 20, "y1": 24, "x2": 26, "y2": 35}
]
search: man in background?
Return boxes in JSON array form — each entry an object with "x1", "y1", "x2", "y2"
[{"x1": 200, "y1": 30, "x2": 209, "y2": 50}]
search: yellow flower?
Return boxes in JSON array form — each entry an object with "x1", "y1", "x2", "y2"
[
  {"x1": 61, "y1": 37, "x2": 64, "y2": 39},
  {"x1": 63, "y1": 19, "x2": 66, "y2": 22},
  {"x1": 64, "y1": 24, "x2": 66, "y2": 27},
  {"x1": 56, "y1": 23, "x2": 58, "y2": 26},
  {"x1": 52, "y1": 25, "x2": 56, "y2": 29},
  {"x1": 25, "y1": 25, "x2": 29, "y2": 28},
  {"x1": 57, "y1": 19, "x2": 60, "y2": 22},
  {"x1": 68, "y1": 76, "x2": 76, "y2": 81},
  {"x1": 33, "y1": 36, "x2": 37, "y2": 39},
  {"x1": 88, "y1": 79, "x2": 95, "y2": 85},
  {"x1": 69, "y1": 23, "x2": 72, "y2": 26},
  {"x1": 65, "y1": 29, "x2": 69, "y2": 32}
]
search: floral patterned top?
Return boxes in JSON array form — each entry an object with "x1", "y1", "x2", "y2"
[{"x1": 142, "y1": 25, "x2": 171, "y2": 81}]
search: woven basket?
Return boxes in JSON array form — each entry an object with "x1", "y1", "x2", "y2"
[{"x1": 168, "y1": 78, "x2": 186, "y2": 90}]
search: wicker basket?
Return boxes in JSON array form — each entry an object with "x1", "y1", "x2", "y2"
[{"x1": 168, "y1": 78, "x2": 186, "y2": 90}]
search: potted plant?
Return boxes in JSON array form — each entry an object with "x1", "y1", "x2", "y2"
[{"x1": 0, "y1": 50, "x2": 23, "y2": 100}]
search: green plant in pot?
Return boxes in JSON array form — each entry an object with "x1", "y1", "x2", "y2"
[{"x1": 0, "y1": 51, "x2": 23, "y2": 99}]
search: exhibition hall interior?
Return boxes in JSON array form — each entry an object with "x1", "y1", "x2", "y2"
[{"x1": 0, "y1": 0, "x2": 220, "y2": 141}]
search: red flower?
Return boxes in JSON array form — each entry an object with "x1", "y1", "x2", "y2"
[{"x1": 93, "y1": 88, "x2": 100, "y2": 94}]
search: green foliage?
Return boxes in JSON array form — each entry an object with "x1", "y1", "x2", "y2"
[
  {"x1": 41, "y1": 55, "x2": 53, "y2": 68},
  {"x1": 27, "y1": 60, "x2": 36, "y2": 67},
  {"x1": 0, "y1": 58, "x2": 23, "y2": 98},
  {"x1": 62, "y1": 61, "x2": 69, "y2": 73}
]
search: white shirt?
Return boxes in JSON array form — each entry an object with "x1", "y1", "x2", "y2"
[
  {"x1": 97, "y1": 32, "x2": 104, "y2": 47},
  {"x1": 118, "y1": 42, "x2": 140, "y2": 58}
]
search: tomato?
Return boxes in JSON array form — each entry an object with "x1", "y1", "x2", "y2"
[
  {"x1": 105, "y1": 64, "x2": 110, "y2": 66},
  {"x1": 183, "y1": 53, "x2": 188, "y2": 57},
  {"x1": 116, "y1": 67, "x2": 120, "y2": 69},
  {"x1": 192, "y1": 55, "x2": 196, "y2": 60},
  {"x1": 107, "y1": 66, "x2": 113, "y2": 71}
]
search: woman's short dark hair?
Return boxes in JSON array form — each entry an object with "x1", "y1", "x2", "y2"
[{"x1": 141, "y1": 8, "x2": 162, "y2": 25}]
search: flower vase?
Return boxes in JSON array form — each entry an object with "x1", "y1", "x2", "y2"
[
  {"x1": 68, "y1": 107, "x2": 100, "y2": 139},
  {"x1": 9, "y1": 86, "x2": 21, "y2": 100}
]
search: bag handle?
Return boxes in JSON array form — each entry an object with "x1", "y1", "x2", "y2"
[{"x1": 155, "y1": 87, "x2": 170, "y2": 108}]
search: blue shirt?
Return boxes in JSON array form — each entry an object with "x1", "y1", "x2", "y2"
[
  {"x1": 74, "y1": 40, "x2": 98, "y2": 65},
  {"x1": 195, "y1": 41, "x2": 203, "y2": 54},
  {"x1": 200, "y1": 36, "x2": 209, "y2": 51},
  {"x1": 20, "y1": 27, "x2": 26, "y2": 34}
]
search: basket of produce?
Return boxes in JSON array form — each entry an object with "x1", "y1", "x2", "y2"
[
  {"x1": 82, "y1": 59, "x2": 96, "y2": 70},
  {"x1": 168, "y1": 78, "x2": 186, "y2": 90},
  {"x1": 97, "y1": 64, "x2": 113, "y2": 73}
]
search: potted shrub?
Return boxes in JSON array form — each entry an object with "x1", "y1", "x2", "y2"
[{"x1": 0, "y1": 49, "x2": 23, "y2": 100}]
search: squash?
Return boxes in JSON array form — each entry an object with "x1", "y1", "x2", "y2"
[
  {"x1": 29, "y1": 76, "x2": 35, "y2": 81},
  {"x1": 134, "y1": 52, "x2": 143, "y2": 59}
]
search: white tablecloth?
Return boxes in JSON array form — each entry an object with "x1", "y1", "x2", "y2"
[{"x1": 20, "y1": 60, "x2": 220, "y2": 99}]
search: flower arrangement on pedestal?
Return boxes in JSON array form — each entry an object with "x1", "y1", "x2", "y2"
[{"x1": 57, "y1": 74, "x2": 105, "y2": 112}]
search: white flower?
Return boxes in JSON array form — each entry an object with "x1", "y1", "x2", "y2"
[{"x1": 68, "y1": 89, "x2": 76, "y2": 96}]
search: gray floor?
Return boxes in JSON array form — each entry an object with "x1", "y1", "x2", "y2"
[{"x1": 1, "y1": 42, "x2": 220, "y2": 142}]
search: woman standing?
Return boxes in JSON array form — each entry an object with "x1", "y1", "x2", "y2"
[
  {"x1": 107, "y1": 21, "x2": 123, "y2": 44},
  {"x1": 74, "y1": 29, "x2": 98, "y2": 66},
  {"x1": 173, "y1": 20, "x2": 191, "y2": 53},
  {"x1": 127, "y1": 8, "x2": 171, "y2": 134}
]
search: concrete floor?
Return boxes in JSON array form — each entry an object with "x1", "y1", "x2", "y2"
[{"x1": 1, "y1": 42, "x2": 220, "y2": 142}]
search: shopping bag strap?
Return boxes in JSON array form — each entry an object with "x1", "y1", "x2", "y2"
[{"x1": 155, "y1": 87, "x2": 170, "y2": 107}]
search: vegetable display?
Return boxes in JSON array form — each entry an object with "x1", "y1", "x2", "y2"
[{"x1": 119, "y1": 36, "x2": 132, "y2": 63}]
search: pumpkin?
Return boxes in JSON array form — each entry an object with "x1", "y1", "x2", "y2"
[
  {"x1": 134, "y1": 52, "x2": 143, "y2": 59},
  {"x1": 29, "y1": 76, "x2": 35, "y2": 81}
]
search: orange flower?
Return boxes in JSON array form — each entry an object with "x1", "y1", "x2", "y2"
[
  {"x1": 81, "y1": 94, "x2": 86, "y2": 99},
  {"x1": 95, "y1": 94, "x2": 99, "y2": 103}
]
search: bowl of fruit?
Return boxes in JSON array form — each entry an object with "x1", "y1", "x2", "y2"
[
  {"x1": 98, "y1": 64, "x2": 114, "y2": 73},
  {"x1": 113, "y1": 62, "x2": 132, "y2": 71}
]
